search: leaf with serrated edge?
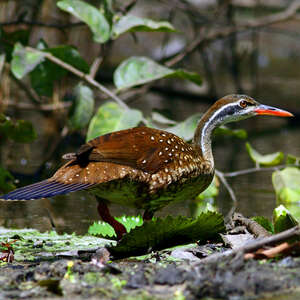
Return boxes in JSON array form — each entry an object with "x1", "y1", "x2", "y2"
[
  {"x1": 88, "y1": 216, "x2": 143, "y2": 238},
  {"x1": 57, "y1": 0, "x2": 110, "y2": 43},
  {"x1": 86, "y1": 102, "x2": 143, "y2": 141},
  {"x1": 108, "y1": 212, "x2": 225, "y2": 258},
  {"x1": 114, "y1": 56, "x2": 201, "y2": 90},
  {"x1": 112, "y1": 15, "x2": 175, "y2": 39}
]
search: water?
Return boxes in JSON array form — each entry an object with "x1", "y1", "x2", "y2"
[{"x1": 0, "y1": 95, "x2": 298, "y2": 235}]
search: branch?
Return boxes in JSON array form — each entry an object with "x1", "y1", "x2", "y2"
[
  {"x1": 2, "y1": 100, "x2": 72, "y2": 111},
  {"x1": 25, "y1": 47, "x2": 129, "y2": 110},
  {"x1": 215, "y1": 170, "x2": 237, "y2": 203},
  {"x1": 0, "y1": 20, "x2": 84, "y2": 29},
  {"x1": 165, "y1": 0, "x2": 300, "y2": 67},
  {"x1": 222, "y1": 164, "x2": 299, "y2": 178},
  {"x1": 198, "y1": 225, "x2": 300, "y2": 264}
]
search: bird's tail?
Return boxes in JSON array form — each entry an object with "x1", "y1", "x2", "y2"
[{"x1": 0, "y1": 179, "x2": 94, "y2": 201}]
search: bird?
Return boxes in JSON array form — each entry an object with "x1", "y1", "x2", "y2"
[{"x1": 0, "y1": 94, "x2": 293, "y2": 239}]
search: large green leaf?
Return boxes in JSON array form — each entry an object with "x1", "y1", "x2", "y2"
[
  {"x1": 11, "y1": 43, "x2": 45, "y2": 79},
  {"x1": 114, "y1": 56, "x2": 202, "y2": 90},
  {"x1": 272, "y1": 167, "x2": 300, "y2": 202},
  {"x1": 86, "y1": 102, "x2": 143, "y2": 141},
  {"x1": 112, "y1": 15, "x2": 175, "y2": 39},
  {"x1": 108, "y1": 212, "x2": 225, "y2": 258},
  {"x1": 167, "y1": 113, "x2": 201, "y2": 141},
  {"x1": 215, "y1": 126, "x2": 247, "y2": 139},
  {"x1": 246, "y1": 142, "x2": 284, "y2": 166},
  {"x1": 30, "y1": 45, "x2": 89, "y2": 96},
  {"x1": 273, "y1": 205, "x2": 298, "y2": 234},
  {"x1": 68, "y1": 84, "x2": 94, "y2": 130},
  {"x1": 57, "y1": 0, "x2": 110, "y2": 43}
]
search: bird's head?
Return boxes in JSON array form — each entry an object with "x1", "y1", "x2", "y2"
[{"x1": 209, "y1": 94, "x2": 293, "y2": 125}]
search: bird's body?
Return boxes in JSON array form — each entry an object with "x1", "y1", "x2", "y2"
[{"x1": 1, "y1": 95, "x2": 293, "y2": 239}]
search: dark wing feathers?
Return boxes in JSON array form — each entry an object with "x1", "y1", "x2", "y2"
[{"x1": 1, "y1": 179, "x2": 94, "y2": 201}]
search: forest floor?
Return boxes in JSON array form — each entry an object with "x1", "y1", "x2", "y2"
[{"x1": 1, "y1": 227, "x2": 300, "y2": 300}]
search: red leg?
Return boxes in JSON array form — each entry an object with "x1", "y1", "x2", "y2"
[{"x1": 97, "y1": 201, "x2": 127, "y2": 240}]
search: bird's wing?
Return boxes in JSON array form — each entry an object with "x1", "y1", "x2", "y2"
[{"x1": 71, "y1": 127, "x2": 185, "y2": 174}]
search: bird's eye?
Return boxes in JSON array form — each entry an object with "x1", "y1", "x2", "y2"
[{"x1": 239, "y1": 100, "x2": 247, "y2": 108}]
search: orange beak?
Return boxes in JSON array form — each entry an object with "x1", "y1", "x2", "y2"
[{"x1": 254, "y1": 104, "x2": 294, "y2": 117}]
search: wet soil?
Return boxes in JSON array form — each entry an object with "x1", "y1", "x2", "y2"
[{"x1": 2, "y1": 231, "x2": 300, "y2": 300}]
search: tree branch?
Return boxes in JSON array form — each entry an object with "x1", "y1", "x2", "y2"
[
  {"x1": 25, "y1": 47, "x2": 129, "y2": 110},
  {"x1": 0, "y1": 20, "x2": 84, "y2": 29},
  {"x1": 165, "y1": 0, "x2": 300, "y2": 67},
  {"x1": 198, "y1": 225, "x2": 300, "y2": 264}
]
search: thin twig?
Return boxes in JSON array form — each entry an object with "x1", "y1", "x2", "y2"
[
  {"x1": 25, "y1": 47, "x2": 129, "y2": 110},
  {"x1": 197, "y1": 225, "x2": 300, "y2": 265},
  {"x1": 222, "y1": 164, "x2": 299, "y2": 178},
  {"x1": 165, "y1": 0, "x2": 300, "y2": 67},
  {"x1": 215, "y1": 170, "x2": 237, "y2": 203},
  {"x1": 0, "y1": 20, "x2": 84, "y2": 29},
  {"x1": 3, "y1": 100, "x2": 72, "y2": 111}
]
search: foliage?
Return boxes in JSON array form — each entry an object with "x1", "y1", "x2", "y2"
[
  {"x1": 272, "y1": 167, "x2": 300, "y2": 203},
  {"x1": 86, "y1": 102, "x2": 143, "y2": 141},
  {"x1": 108, "y1": 212, "x2": 225, "y2": 258},
  {"x1": 0, "y1": 227, "x2": 113, "y2": 262},
  {"x1": 88, "y1": 215, "x2": 143, "y2": 238},
  {"x1": 68, "y1": 84, "x2": 95, "y2": 130},
  {"x1": 253, "y1": 205, "x2": 298, "y2": 235},
  {"x1": 246, "y1": 142, "x2": 284, "y2": 166},
  {"x1": 114, "y1": 56, "x2": 202, "y2": 90}
]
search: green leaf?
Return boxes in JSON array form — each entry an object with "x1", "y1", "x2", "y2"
[
  {"x1": 11, "y1": 43, "x2": 45, "y2": 79},
  {"x1": 0, "y1": 166, "x2": 15, "y2": 193},
  {"x1": 273, "y1": 205, "x2": 298, "y2": 234},
  {"x1": 216, "y1": 126, "x2": 247, "y2": 139},
  {"x1": 252, "y1": 216, "x2": 274, "y2": 234},
  {"x1": 112, "y1": 15, "x2": 175, "y2": 39},
  {"x1": 0, "y1": 114, "x2": 36, "y2": 143},
  {"x1": 197, "y1": 176, "x2": 219, "y2": 201},
  {"x1": 30, "y1": 45, "x2": 89, "y2": 96},
  {"x1": 57, "y1": 0, "x2": 110, "y2": 43},
  {"x1": 286, "y1": 154, "x2": 300, "y2": 165},
  {"x1": 272, "y1": 167, "x2": 300, "y2": 202},
  {"x1": 167, "y1": 113, "x2": 201, "y2": 141},
  {"x1": 9, "y1": 120, "x2": 37, "y2": 143},
  {"x1": 86, "y1": 102, "x2": 143, "y2": 141},
  {"x1": 246, "y1": 142, "x2": 284, "y2": 166},
  {"x1": 68, "y1": 84, "x2": 94, "y2": 130},
  {"x1": 114, "y1": 56, "x2": 202, "y2": 90},
  {"x1": 88, "y1": 215, "x2": 143, "y2": 238},
  {"x1": 108, "y1": 212, "x2": 225, "y2": 258}
]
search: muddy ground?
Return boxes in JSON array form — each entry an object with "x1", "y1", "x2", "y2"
[{"x1": 1, "y1": 228, "x2": 300, "y2": 299}]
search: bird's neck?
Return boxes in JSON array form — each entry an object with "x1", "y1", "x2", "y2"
[{"x1": 193, "y1": 106, "x2": 224, "y2": 169}]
